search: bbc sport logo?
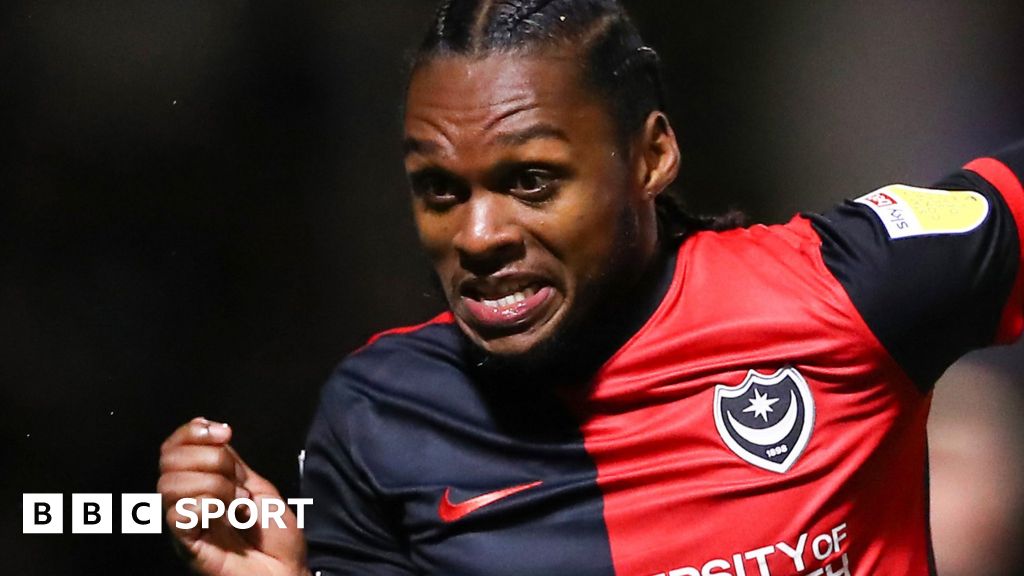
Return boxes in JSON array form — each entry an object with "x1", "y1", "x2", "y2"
[{"x1": 23, "y1": 493, "x2": 312, "y2": 534}]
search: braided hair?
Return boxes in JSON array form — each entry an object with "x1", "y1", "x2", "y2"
[{"x1": 413, "y1": 0, "x2": 742, "y2": 244}]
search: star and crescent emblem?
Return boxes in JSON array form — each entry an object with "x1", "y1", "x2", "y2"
[
  {"x1": 714, "y1": 367, "x2": 816, "y2": 473},
  {"x1": 742, "y1": 388, "x2": 779, "y2": 422}
]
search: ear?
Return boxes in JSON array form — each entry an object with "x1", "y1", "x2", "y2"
[{"x1": 632, "y1": 111, "x2": 680, "y2": 200}]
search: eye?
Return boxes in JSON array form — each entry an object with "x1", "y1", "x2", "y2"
[
  {"x1": 409, "y1": 171, "x2": 467, "y2": 209},
  {"x1": 506, "y1": 167, "x2": 558, "y2": 200}
]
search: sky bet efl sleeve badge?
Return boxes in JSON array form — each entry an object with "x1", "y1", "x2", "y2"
[
  {"x1": 714, "y1": 367, "x2": 815, "y2": 473},
  {"x1": 854, "y1": 184, "x2": 989, "y2": 239}
]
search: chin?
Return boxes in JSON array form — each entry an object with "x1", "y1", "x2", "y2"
[
  {"x1": 460, "y1": 313, "x2": 592, "y2": 382},
  {"x1": 463, "y1": 318, "x2": 560, "y2": 360}
]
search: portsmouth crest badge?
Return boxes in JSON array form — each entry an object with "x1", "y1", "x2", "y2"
[{"x1": 714, "y1": 367, "x2": 815, "y2": 473}]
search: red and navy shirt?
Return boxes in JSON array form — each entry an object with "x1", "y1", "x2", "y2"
[{"x1": 302, "y1": 143, "x2": 1024, "y2": 576}]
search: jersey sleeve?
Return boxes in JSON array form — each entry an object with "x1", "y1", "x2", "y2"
[
  {"x1": 808, "y1": 141, "x2": 1024, "y2": 389},
  {"x1": 301, "y1": 367, "x2": 418, "y2": 576}
]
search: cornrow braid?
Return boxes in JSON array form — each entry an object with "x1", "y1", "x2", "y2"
[
  {"x1": 469, "y1": 0, "x2": 497, "y2": 50},
  {"x1": 413, "y1": 0, "x2": 744, "y2": 243},
  {"x1": 573, "y1": 12, "x2": 617, "y2": 57},
  {"x1": 656, "y1": 192, "x2": 747, "y2": 243},
  {"x1": 504, "y1": 0, "x2": 559, "y2": 34},
  {"x1": 615, "y1": 46, "x2": 666, "y2": 124},
  {"x1": 434, "y1": 0, "x2": 454, "y2": 40},
  {"x1": 612, "y1": 46, "x2": 660, "y2": 80}
]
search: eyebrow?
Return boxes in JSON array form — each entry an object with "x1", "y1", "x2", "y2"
[
  {"x1": 402, "y1": 123, "x2": 570, "y2": 157},
  {"x1": 493, "y1": 124, "x2": 570, "y2": 146},
  {"x1": 403, "y1": 138, "x2": 441, "y2": 157}
]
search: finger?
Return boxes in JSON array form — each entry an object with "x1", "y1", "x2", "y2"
[
  {"x1": 160, "y1": 488, "x2": 253, "y2": 525},
  {"x1": 186, "y1": 518, "x2": 256, "y2": 576},
  {"x1": 165, "y1": 495, "x2": 204, "y2": 544},
  {"x1": 237, "y1": 493, "x2": 297, "y2": 548},
  {"x1": 157, "y1": 471, "x2": 238, "y2": 509},
  {"x1": 191, "y1": 448, "x2": 307, "y2": 568},
  {"x1": 225, "y1": 445, "x2": 281, "y2": 499},
  {"x1": 223, "y1": 445, "x2": 250, "y2": 487},
  {"x1": 159, "y1": 445, "x2": 238, "y2": 477},
  {"x1": 164, "y1": 491, "x2": 250, "y2": 547},
  {"x1": 222, "y1": 444, "x2": 251, "y2": 488},
  {"x1": 160, "y1": 417, "x2": 232, "y2": 453}
]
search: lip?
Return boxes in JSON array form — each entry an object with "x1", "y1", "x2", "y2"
[
  {"x1": 460, "y1": 285, "x2": 555, "y2": 329},
  {"x1": 456, "y1": 270, "x2": 559, "y2": 334}
]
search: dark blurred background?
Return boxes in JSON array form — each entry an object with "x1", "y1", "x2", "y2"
[{"x1": 3, "y1": 2, "x2": 1023, "y2": 575}]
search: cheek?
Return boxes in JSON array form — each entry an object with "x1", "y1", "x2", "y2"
[
  {"x1": 535, "y1": 189, "x2": 632, "y2": 279},
  {"x1": 413, "y1": 211, "x2": 455, "y2": 263}
]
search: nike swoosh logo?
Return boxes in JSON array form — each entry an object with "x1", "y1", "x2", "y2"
[{"x1": 438, "y1": 480, "x2": 542, "y2": 523}]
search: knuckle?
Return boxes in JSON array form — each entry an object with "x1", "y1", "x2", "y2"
[
  {"x1": 158, "y1": 451, "x2": 174, "y2": 471},
  {"x1": 165, "y1": 509, "x2": 195, "y2": 534},
  {"x1": 212, "y1": 476, "x2": 235, "y2": 497},
  {"x1": 196, "y1": 474, "x2": 233, "y2": 498},
  {"x1": 214, "y1": 449, "x2": 235, "y2": 475},
  {"x1": 156, "y1": 474, "x2": 178, "y2": 496},
  {"x1": 157, "y1": 471, "x2": 232, "y2": 501},
  {"x1": 160, "y1": 446, "x2": 230, "y2": 474}
]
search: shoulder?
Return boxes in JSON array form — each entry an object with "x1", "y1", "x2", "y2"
[
  {"x1": 308, "y1": 312, "x2": 505, "y2": 490},
  {"x1": 322, "y1": 311, "x2": 464, "y2": 407},
  {"x1": 308, "y1": 311, "x2": 470, "y2": 467},
  {"x1": 656, "y1": 219, "x2": 866, "y2": 350},
  {"x1": 681, "y1": 217, "x2": 834, "y2": 284},
  {"x1": 687, "y1": 217, "x2": 822, "y2": 255}
]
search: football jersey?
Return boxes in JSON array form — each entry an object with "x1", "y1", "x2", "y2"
[{"x1": 302, "y1": 143, "x2": 1024, "y2": 576}]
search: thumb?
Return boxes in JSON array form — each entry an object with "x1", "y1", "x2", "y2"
[
  {"x1": 225, "y1": 446, "x2": 307, "y2": 567},
  {"x1": 226, "y1": 445, "x2": 279, "y2": 499}
]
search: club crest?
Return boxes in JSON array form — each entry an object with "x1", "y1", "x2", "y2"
[{"x1": 714, "y1": 367, "x2": 815, "y2": 473}]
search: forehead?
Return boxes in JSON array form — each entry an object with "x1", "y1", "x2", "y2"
[{"x1": 404, "y1": 53, "x2": 612, "y2": 152}]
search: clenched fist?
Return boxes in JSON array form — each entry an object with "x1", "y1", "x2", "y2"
[{"x1": 158, "y1": 417, "x2": 309, "y2": 576}]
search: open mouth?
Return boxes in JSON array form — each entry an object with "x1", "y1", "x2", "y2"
[{"x1": 459, "y1": 279, "x2": 557, "y2": 332}]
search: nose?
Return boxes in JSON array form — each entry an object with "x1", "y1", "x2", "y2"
[{"x1": 452, "y1": 192, "x2": 525, "y2": 274}]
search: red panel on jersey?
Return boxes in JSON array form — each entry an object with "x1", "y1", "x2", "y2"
[
  {"x1": 965, "y1": 157, "x2": 1024, "y2": 344},
  {"x1": 570, "y1": 218, "x2": 932, "y2": 576}
]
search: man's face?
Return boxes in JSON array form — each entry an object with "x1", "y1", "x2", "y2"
[{"x1": 403, "y1": 53, "x2": 659, "y2": 360}]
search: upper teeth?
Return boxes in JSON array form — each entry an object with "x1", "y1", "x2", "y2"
[{"x1": 482, "y1": 286, "x2": 537, "y2": 308}]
